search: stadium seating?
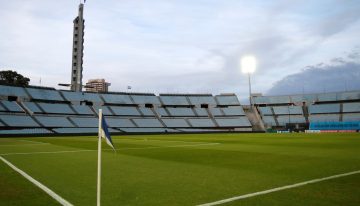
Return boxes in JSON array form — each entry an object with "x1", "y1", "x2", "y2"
[
  {"x1": 308, "y1": 104, "x2": 340, "y2": 114},
  {"x1": 194, "y1": 108, "x2": 208, "y2": 116},
  {"x1": 343, "y1": 103, "x2": 360, "y2": 113},
  {"x1": 188, "y1": 118, "x2": 215, "y2": 127},
  {"x1": 139, "y1": 108, "x2": 155, "y2": 116},
  {"x1": 215, "y1": 117, "x2": 251, "y2": 127},
  {"x1": 131, "y1": 95, "x2": 161, "y2": 105},
  {"x1": 188, "y1": 96, "x2": 216, "y2": 105},
  {"x1": 72, "y1": 105, "x2": 94, "y2": 115},
  {"x1": 215, "y1": 95, "x2": 240, "y2": 106},
  {"x1": 162, "y1": 118, "x2": 190, "y2": 128},
  {"x1": 166, "y1": 108, "x2": 195, "y2": 116},
  {"x1": 110, "y1": 106, "x2": 140, "y2": 116},
  {"x1": 132, "y1": 118, "x2": 164, "y2": 127},
  {"x1": 37, "y1": 103, "x2": 75, "y2": 114},
  {"x1": 26, "y1": 87, "x2": 64, "y2": 101},
  {"x1": 35, "y1": 116, "x2": 75, "y2": 127},
  {"x1": 160, "y1": 95, "x2": 189, "y2": 105},
  {"x1": 0, "y1": 85, "x2": 29, "y2": 99},
  {"x1": 1, "y1": 85, "x2": 359, "y2": 134},
  {"x1": 1, "y1": 100, "x2": 23, "y2": 112},
  {"x1": 22, "y1": 102, "x2": 43, "y2": 113},
  {"x1": 101, "y1": 93, "x2": 133, "y2": 104},
  {"x1": 0, "y1": 115, "x2": 39, "y2": 127},
  {"x1": 221, "y1": 107, "x2": 246, "y2": 116}
]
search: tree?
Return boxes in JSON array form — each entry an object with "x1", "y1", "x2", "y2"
[{"x1": 0, "y1": 70, "x2": 30, "y2": 86}]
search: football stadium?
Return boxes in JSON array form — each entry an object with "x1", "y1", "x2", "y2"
[{"x1": 1, "y1": 1, "x2": 360, "y2": 206}]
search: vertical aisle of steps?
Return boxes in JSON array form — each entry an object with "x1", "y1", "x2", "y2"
[{"x1": 243, "y1": 105, "x2": 265, "y2": 131}]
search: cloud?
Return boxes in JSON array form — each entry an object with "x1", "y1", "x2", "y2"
[
  {"x1": 0, "y1": 0, "x2": 360, "y2": 102},
  {"x1": 267, "y1": 49, "x2": 360, "y2": 95}
]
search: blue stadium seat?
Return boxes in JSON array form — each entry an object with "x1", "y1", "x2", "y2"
[
  {"x1": 209, "y1": 108, "x2": 223, "y2": 116},
  {"x1": 101, "y1": 93, "x2": 133, "y2": 104},
  {"x1": 188, "y1": 118, "x2": 215, "y2": 127},
  {"x1": 93, "y1": 105, "x2": 113, "y2": 115},
  {"x1": 160, "y1": 96, "x2": 189, "y2": 105},
  {"x1": 70, "y1": 117, "x2": 98, "y2": 127},
  {"x1": 22, "y1": 102, "x2": 43, "y2": 113},
  {"x1": 337, "y1": 91, "x2": 360, "y2": 101},
  {"x1": 154, "y1": 107, "x2": 169, "y2": 116},
  {"x1": 131, "y1": 95, "x2": 161, "y2": 105},
  {"x1": 309, "y1": 114, "x2": 339, "y2": 122},
  {"x1": 221, "y1": 107, "x2": 245, "y2": 116},
  {"x1": 37, "y1": 103, "x2": 75, "y2": 114},
  {"x1": 308, "y1": 104, "x2": 340, "y2": 114},
  {"x1": 318, "y1": 93, "x2": 337, "y2": 102},
  {"x1": 194, "y1": 108, "x2": 208, "y2": 116},
  {"x1": 342, "y1": 113, "x2": 360, "y2": 121},
  {"x1": 188, "y1": 96, "x2": 216, "y2": 105},
  {"x1": 139, "y1": 108, "x2": 155, "y2": 116},
  {"x1": 343, "y1": 103, "x2": 360, "y2": 113},
  {"x1": 26, "y1": 88, "x2": 64, "y2": 101},
  {"x1": 105, "y1": 117, "x2": 136, "y2": 127},
  {"x1": 277, "y1": 115, "x2": 306, "y2": 126},
  {"x1": 53, "y1": 128, "x2": 118, "y2": 134},
  {"x1": 162, "y1": 118, "x2": 190, "y2": 127},
  {"x1": 215, "y1": 95, "x2": 240, "y2": 106},
  {"x1": 119, "y1": 128, "x2": 176, "y2": 133},
  {"x1": 132, "y1": 118, "x2": 164, "y2": 127},
  {"x1": 167, "y1": 108, "x2": 195, "y2": 116},
  {"x1": 258, "y1": 107, "x2": 273, "y2": 115},
  {"x1": 35, "y1": 116, "x2": 75, "y2": 127},
  {"x1": 1, "y1": 100, "x2": 23, "y2": 112},
  {"x1": 0, "y1": 115, "x2": 39, "y2": 127},
  {"x1": 72, "y1": 105, "x2": 94, "y2": 115},
  {"x1": 0, "y1": 85, "x2": 29, "y2": 99},
  {"x1": 215, "y1": 117, "x2": 251, "y2": 127},
  {"x1": 110, "y1": 106, "x2": 140, "y2": 116},
  {"x1": 262, "y1": 116, "x2": 277, "y2": 126}
]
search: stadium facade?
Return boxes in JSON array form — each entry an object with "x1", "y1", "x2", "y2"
[{"x1": 0, "y1": 84, "x2": 359, "y2": 135}]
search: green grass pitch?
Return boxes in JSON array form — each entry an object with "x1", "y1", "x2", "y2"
[{"x1": 1, "y1": 133, "x2": 360, "y2": 206}]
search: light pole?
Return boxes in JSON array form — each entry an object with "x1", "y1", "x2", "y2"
[{"x1": 241, "y1": 55, "x2": 256, "y2": 108}]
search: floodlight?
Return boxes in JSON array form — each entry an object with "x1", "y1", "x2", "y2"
[{"x1": 241, "y1": 56, "x2": 256, "y2": 74}]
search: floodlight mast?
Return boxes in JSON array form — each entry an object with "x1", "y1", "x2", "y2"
[{"x1": 241, "y1": 56, "x2": 256, "y2": 108}]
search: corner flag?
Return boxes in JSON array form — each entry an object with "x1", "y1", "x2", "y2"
[
  {"x1": 100, "y1": 114, "x2": 115, "y2": 150},
  {"x1": 97, "y1": 109, "x2": 115, "y2": 206}
]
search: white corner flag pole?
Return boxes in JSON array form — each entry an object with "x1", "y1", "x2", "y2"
[{"x1": 97, "y1": 109, "x2": 102, "y2": 206}]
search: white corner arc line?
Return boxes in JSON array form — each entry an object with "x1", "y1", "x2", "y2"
[
  {"x1": 0, "y1": 156, "x2": 73, "y2": 206},
  {"x1": 197, "y1": 170, "x2": 360, "y2": 206}
]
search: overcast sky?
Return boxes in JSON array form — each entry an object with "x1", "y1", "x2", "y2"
[{"x1": 0, "y1": 0, "x2": 359, "y2": 102}]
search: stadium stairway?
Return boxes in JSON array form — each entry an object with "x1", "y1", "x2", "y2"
[{"x1": 243, "y1": 106, "x2": 265, "y2": 131}]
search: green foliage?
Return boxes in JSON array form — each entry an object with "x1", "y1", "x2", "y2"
[
  {"x1": 0, "y1": 70, "x2": 30, "y2": 86},
  {"x1": 0, "y1": 133, "x2": 360, "y2": 205}
]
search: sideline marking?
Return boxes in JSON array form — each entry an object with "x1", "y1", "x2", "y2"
[
  {"x1": 198, "y1": 170, "x2": 360, "y2": 206},
  {"x1": 0, "y1": 142, "x2": 220, "y2": 156},
  {"x1": 0, "y1": 156, "x2": 73, "y2": 206}
]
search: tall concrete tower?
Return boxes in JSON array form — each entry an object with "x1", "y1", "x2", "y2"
[{"x1": 70, "y1": 3, "x2": 85, "y2": 92}]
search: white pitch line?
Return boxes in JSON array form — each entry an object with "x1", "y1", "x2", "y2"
[
  {"x1": 0, "y1": 156, "x2": 73, "y2": 206},
  {"x1": 0, "y1": 143, "x2": 220, "y2": 156},
  {"x1": 0, "y1": 143, "x2": 50, "y2": 147},
  {"x1": 197, "y1": 170, "x2": 360, "y2": 206},
  {"x1": 18, "y1": 139, "x2": 48, "y2": 144}
]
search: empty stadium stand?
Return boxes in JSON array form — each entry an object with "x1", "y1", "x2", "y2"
[
  {"x1": 253, "y1": 90, "x2": 360, "y2": 130},
  {"x1": 1, "y1": 85, "x2": 359, "y2": 134},
  {"x1": 0, "y1": 86, "x2": 253, "y2": 134}
]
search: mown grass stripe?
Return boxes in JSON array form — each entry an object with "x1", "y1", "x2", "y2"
[
  {"x1": 0, "y1": 156, "x2": 73, "y2": 206},
  {"x1": 0, "y1": 142, "x2": 220, "y2": 156},
  {"x1": 198, "y1": 170, "x2": 360, "y2": 206}
]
